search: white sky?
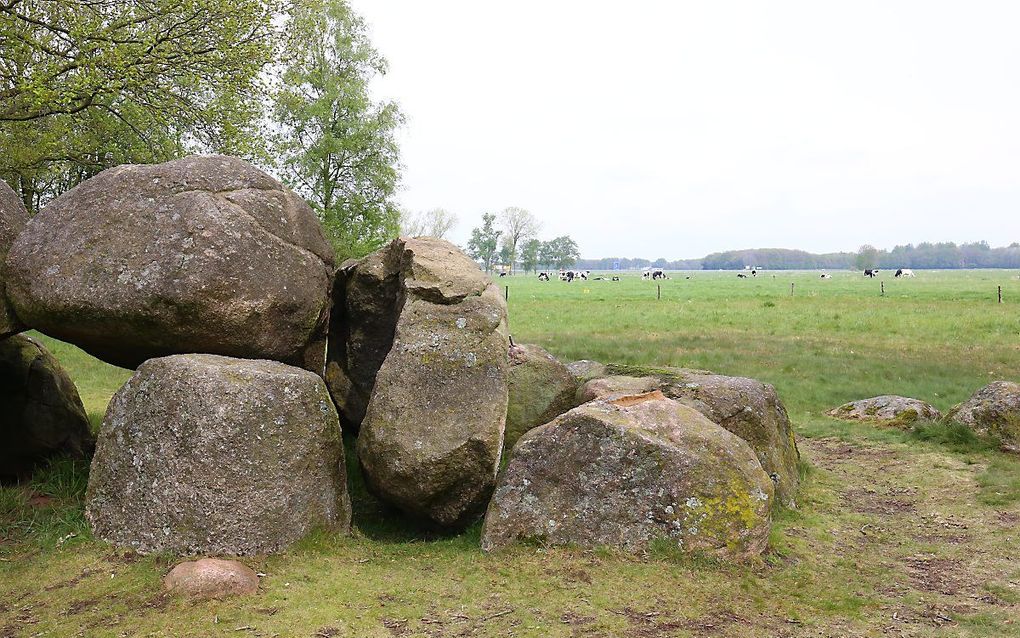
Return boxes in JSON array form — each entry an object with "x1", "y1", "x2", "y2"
[{"x1": 349, "y1": 0, "x2": 1020, "y2": 259}]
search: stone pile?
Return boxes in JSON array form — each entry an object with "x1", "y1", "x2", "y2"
[{"x1": 1, "y1": 155, "x2": 811, "y2": 565}]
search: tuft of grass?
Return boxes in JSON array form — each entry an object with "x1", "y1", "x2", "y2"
[{"x1": 907, "y1": 420, "x2": 995, "y2": 453}]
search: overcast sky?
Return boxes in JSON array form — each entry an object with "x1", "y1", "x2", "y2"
[{"x1": 349, "y1": 0, "x2": 1020, "y2": 259}]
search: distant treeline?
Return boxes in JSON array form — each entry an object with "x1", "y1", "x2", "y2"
[{"x1": 578, "y1": 241, "x2": 1020, "y2": 271}]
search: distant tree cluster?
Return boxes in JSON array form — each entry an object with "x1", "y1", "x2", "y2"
[
  {"x1": 578, "y1": 242, "x2": 1020, "y2": 271},
  {"x1": 465, "y1": 207, "x2": 578, "y2": 273}
]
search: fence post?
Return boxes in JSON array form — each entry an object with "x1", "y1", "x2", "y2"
[
  {"x1": 881, "y1": 281, "x2": 885, "y2": 296},
  {"x1": 790, "y1": 283, "x2": 794, "y2": 297},
  {"x1": 657, "y1": 284, "x2": 661, "y2": 300},
  {"x1": 505, "y1": 285, "x2": 509, "y2": 301},
  {"x1": 999, "y1": 285, "x2": 1003, "y2": 304}
]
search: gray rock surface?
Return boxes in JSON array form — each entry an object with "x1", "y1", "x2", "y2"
[
  {"x1": 946, "y1": 381, "x2": 1020, "y2": 452},
  {"x1": 505, "y1": 344, "x2": 579, "y2": 449},
  {"x1": 481, "y1": 391, "x2": 773, "y2": 559},
  {"x1": 163, "y1": 558, "x2": 259, "y2": 599},
  {"x1": 345, "y1": 237, "x2": 509, "y2": 529},
  {"x1": 86, "y1": 354, "x2": 350, "y2": 555},
  {"x1": 565, "y1": 360, "x2": 608, "y2": 384},
  {"x1": 827, "y1": 395, "x2": 941, "y2": 426},
  {"x1": 0, "y1": 334, "x2": 93, "y2": 478},
  {"x1": 0, "y1": 179, "x2": 29, "y2": 338},
  {"x1": 5, "y1": 155, "x2": 334, "y2": 371}
]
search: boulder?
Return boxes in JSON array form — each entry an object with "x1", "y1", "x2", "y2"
[
  {"x1": 505, "y1": 344, "x2": 579, "y2": 449},
  {"x1": 946, "y1": 381, "x2": 1020, "y2": 452},
  {"x1": 578, "y1": 364, "x2": 800, "y2": 507},
  {"x1": 577, "y1": 375, "x2": 658, "y2": 404},
  {"x1": 5, "y1": 155, "x2": 334, "y2": 371},
  {"x1": 339, "y1": 237, "x2": 509, "y2": 529},
  {"x1": 163, "y1": 558, "x2": 259, "y2": 600},
  {"x1": 565, "y1": 359, "x2": 607, "y2": 384},
  {"x1": 85, "y1": 354, "x2": 350, "y2": 555},
  {"x1": 827, "y1": 395, "x2": 941, "y2": 427},
  {"x1": 0, "y1": 179, "x2": 29, "y2": 338},
  {"x1": 0, "y1": 334, "x2": 93, "y2": 478},
  {"x1": 481, "y1": 391, "x2": 773, "y2": 559}
]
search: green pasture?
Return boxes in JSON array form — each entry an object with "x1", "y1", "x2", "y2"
[{"x1": 3, "y1": 268, "x2": 1020, "y2": 637}]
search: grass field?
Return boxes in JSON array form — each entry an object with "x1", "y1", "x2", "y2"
[{"x1": 3, "y1": 268, "x2": 1020, "y2": 637}]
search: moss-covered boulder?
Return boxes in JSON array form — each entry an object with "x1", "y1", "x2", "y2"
[
  {"x1": 827, "y1": 395, "x2": 940, "y2": 427},
  {"x1": 5, "y1": 156, "x2": 334, "y2": 371},
  {"x1": 505, "y1": 344, "x2": 579, "y2": 449},
  {"x1": 578, "y1": 363, "x2": 800, "y2": 508},
  {"x1": 0, "y1": 334, "x2": 93, "y2": 479},
  {"x1": 86, "y1": 354, "x2": 350, "y2": 555},
  {"x1": 945, "y1": 381, "x2": 1020, "y2": 452},
  {"x1": 0, "y1": 179, "x2": 29, "y2": 339},
  {"x1": 481, "y1": 391, "x2": 773, "y2": 559},
  {"x1": 350, "y1": 237, "x2": 510, "y2": 529}
]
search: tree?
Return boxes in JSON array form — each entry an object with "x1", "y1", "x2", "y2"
[
  {"x1": 854, "y1": 244, "x2": 879, "y2": 270},
  {"x1": 499, "y1": 206, "x2": 540, "y2": 274},
  {"x1": 0, "y1": 0, "x2": 276, "y2": 211},
  {"x1": 466, "y1": 213, "x2": 501, "y2": 273},
  {"x1": 520, "y1": 238, "x2": 541, "y2": 274},
  {"x1": 546, "y1": 235, "x2": 581, "y2": 269},
  {"x1": 400, "y1": 207, "x2": 458, "y2": 239},
  {"x1": 272, "y1": 0, "x2": 403, "y2": 261},
  {"x1": 497, "y1": 239, "x2": 513, "y2": 273}
]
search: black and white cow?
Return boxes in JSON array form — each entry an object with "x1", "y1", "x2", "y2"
[
  {"x1": 895, "y1": 269, "x2": 915, "y2": 278},
  {"x1": 538, "y1": 272, "x2": 550, "y2": 281},
  {"x1": 864, "y1": 269, "x2": 879, "y2": 278}
]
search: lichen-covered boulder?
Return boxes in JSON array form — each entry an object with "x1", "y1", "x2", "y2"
[
  {"x1": 579, "y1": 364, "x2": 800, "y2": 508},
  {"x1": 85, "y1": 354, "x2": 350, "y2": 555},
  {"x1": 5, "y1": 156, "x2": 334, "y2": 371},
  {"x1": 827, "y1": 395, "x2": 941, "y2": 427},
  {"x1": 505, "y1": 344, "x2": 579, "y2": 449},
  {"x1": 0, "y1": 179, "x2": 29, "y2": 338},
  {"x1": 481, "y1": 391, "x2": 773, "y2": 559},
  {"x1": 0, "y1": 334, "x2": 93, "y2": 478},
  {"x1": 164, "y1": 558, "x2": 259, "y2": 600},
  {"x1": 346, "y1": 237, "x2": 509, "y2": 529},
  {"x1": 946, "y1": 381, "x2": 1020, "y2": 452}
]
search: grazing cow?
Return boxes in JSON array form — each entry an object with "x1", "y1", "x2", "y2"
[
  {"x1": 538, "y1": 272, "x2": 549, "y2": 281},
  {"x1": 498, "y1": 272, "x2": 507, "y2": 277},
  {"x1": 737, "y1": 273, "x2": 747, "y2": 279},
  {"x1": 611, "y1": 276, "x2": 620, "y2": 281},
  {"x1": 641, "y1": 267, "x2": 667, "y2": 280},
  {"x1": 895, "y1": 269, "x2": 916, "y2": 278},
  {"x1": 751, "y1": 270, "x2": 757, "y2": 277},
  {"x1": 820, "y1": 273, "x2": 831, "y2": 279},
  {"x1": 864, "y1": 269, "x2": 879, "y2": 278}
]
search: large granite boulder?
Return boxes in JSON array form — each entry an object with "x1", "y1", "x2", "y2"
[
  {"x1": 85, "y1": 354, "x2": 350, "y2": 555},
  {"x1": 827, "y1": 395, "x2": 941, "y2": 427},
  {"x1": 578, "y1": 364, "x2": 800, "y2": 508},
  {"x1": 0, "y1": 179, "x2": 29, "y2": 338},
  {"x1": 5, "y1": 156, "x2": 334, "y2": 371},
  {"x1": 481, "y1": 391, "x2": 773, "y2": 559},
  {"x1": 339, "y1": 237, "x2": 509, "y2": 529},
  {"x1": 945, "y1": 381, "x2": 1020, "y2": 452},
  {"x1": 0, "y1": 334, "x2": 93, "y2": 478},
  {"x1": 505, "y1": 344, "x2": 579, "y2": 449}
]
